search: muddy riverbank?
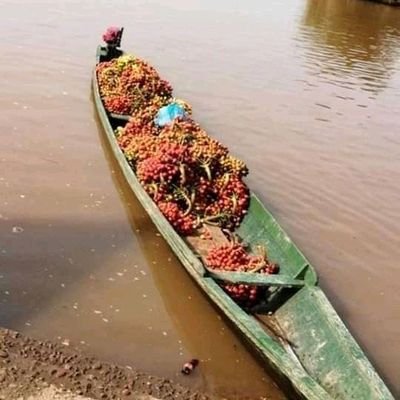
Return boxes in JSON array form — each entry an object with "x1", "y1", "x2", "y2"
[{"x1": 0, "y1": 327, "x2": 213, "y2": 400}]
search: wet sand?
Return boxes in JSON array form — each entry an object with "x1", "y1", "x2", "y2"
[{"x1": 0, "y1": 327, "x2": 212, "y2": 400}]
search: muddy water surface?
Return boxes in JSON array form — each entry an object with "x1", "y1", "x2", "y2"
[{"x1": 0, "y1": 0, "x2": 400, "y2": 398}]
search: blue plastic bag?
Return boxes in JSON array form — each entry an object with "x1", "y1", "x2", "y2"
[{"x1": 154, "y1": 103, "x2": 186, "y2": 127}]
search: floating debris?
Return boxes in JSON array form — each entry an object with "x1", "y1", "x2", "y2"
[
  {"x1": 12, "y1": 226, "x2": 24, "y2": 234},
  {"x1": 181, "y1": 359, "x2": 199, "y2": 375}
]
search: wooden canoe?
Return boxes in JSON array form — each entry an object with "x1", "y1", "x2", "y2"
[{"x1": 92, "y1": 44, "x2": 394, "y2": 400}]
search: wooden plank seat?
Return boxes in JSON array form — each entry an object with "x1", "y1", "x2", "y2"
[{"x1": 207, "y1": 270, "x2": 306, "y2": 288}]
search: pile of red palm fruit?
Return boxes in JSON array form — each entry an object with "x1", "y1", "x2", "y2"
[
  {"x1": 97, "y1": 53, "x2": 279, "y2": 306},
  {"x1": 97, "y1": 54, "x2": 250, "y2": 233},
  {"x1": 117, "y1": 115, "x2": 250, "y2": 233},
  {"x1": 96, "y1": 54, "x2": 173, "y2": 115},
  {"x1": 206, "y1": 242, "x2": 279, "y2": 307}
]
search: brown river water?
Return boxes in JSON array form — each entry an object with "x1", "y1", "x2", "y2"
[{"x1": 1, "y1": 0, "x2": 399, "y2": 398}]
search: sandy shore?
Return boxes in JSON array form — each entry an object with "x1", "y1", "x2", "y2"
[{"x1": 0, "y1": 328, "x2": 210, "y2": 400}]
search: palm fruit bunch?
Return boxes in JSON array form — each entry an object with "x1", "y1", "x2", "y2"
[
  {"x1": 157, "y1": 201, "x2": 197, "y2": 235},
  {"x1": 219, "y1": 154, "x2": 249, "y2": 177},
  {"x1": 136, "y1": 142, "x2": 192, "y2": 185},
  {"x1": 97, "y1": 54, "x2": 173, "y2": 115},
  {"x1": 116, "y1": 115, "x2": 250, "y2": 232},
  {"x1": 203, "y1": 174, "x2": 250, "y2": 229},
  {"x1": 116, "y1": 106, "x2": 161, "y2": 151},
  {"x1": 206, "y1": 243, "x2": 279, "y2": 307},
  {"x1": 120, "y1": 134, "x2": 160, "y2": 164},
  {"x1": 100, "y1": 53, "x2": 251, "y2": 234},
  {"x1": 104, "y1": 95, "x2": 132, "y2": 115}
]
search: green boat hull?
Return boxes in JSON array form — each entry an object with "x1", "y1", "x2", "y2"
[{"x1": 92, "y1": 45, "x2": 394, "y2": 400}]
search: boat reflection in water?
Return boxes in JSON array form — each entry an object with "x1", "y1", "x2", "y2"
[{"x1": 298, "y1": 0, "x2": 400, "y2": 94}]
